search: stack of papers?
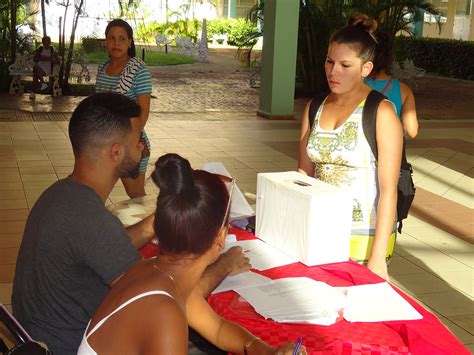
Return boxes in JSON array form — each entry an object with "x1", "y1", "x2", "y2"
[
  {"x1": 236, "y1": 277, "x2": 345, "y2": 325},
  {"x1": 214, "y1": 275, "x2": 423, "y2": 326},
  {"x1": 341, "y1": 282, "x2": 423, "y2": 322}
]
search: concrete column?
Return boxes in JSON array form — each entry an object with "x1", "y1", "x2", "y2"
[
  {"x1": 413, "y1": 9, "x2": 424, "y2": 37},
  {"x1": 470, "y1": 13, "x2": 474, "y2": 41},
  {"x1": 257, "y1": 0, "x2": 299, "y2": 120},
  {"x1": 445, "y1": 0, "x2": 457, "y2": 38},
  {"x1": 228, "y1": 0, "x2": 237, "y2": 18}
]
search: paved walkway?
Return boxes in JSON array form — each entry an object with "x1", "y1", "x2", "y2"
[{"x1": 0, "y1": 49, "x2": 472, "y2": 351}]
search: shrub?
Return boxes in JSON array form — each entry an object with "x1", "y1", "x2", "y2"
[
  {"x1": 153, "y1": 20, "x2": 202, "y2": 43},
  {"x1": 82, "y1": 37, "x2": 104, "y2": 53},
  {"x1": 395, "y1": 36, "x2": 474, "y2": 80},
  {"x1": 136, "y1": 21, "x2": 165, "y2": 44},
  {"x1": 207, "y1": 18, "x2": 234, "y2": 38},
  {"x1": 227, "y1": 18, "x2": 258, "y2": 47}
]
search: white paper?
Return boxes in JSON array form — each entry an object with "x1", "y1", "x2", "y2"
[
  {"x1": 212, "y1": 271, "x2": 272, "y2": 294},
  {"x1": 109, "y1": 196, "x2": 156, "y2": 227},
  {"x1": 225, "y1": 234, "x2": 237, "y2": 244},
  {"x1": 223, "y1": 239, "x2": 297, "y2": 271},
  {"x1": 236, "y1": 277, "x2": 345, "y2": 326},
  {"x1": 202, "y1": 162, "x2": 255, "y2": 219},
  {"x1": 342, "y1": 282, "x2": 423, "y2": 322}
]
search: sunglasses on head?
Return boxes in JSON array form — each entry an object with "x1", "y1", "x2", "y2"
[{"x1": 214, "y1": 174, "x2": 235, "y2": 232}]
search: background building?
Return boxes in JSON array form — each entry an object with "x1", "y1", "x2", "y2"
[{"x1": 423, "y1": 0, "x2": 473, "y2": 40}]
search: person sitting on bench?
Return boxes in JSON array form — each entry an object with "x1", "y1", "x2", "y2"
[{"x1": 32, "y1": 36, "x2": 59, "y2": 91}]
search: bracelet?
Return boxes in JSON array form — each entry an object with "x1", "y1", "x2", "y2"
[{"x1": 243, "y1": 337, "x2": 260, "y2": 354}]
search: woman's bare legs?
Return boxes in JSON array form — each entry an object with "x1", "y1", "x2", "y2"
[{"x1": 32, "y1": 65, "x2": 46, "y2": 90}]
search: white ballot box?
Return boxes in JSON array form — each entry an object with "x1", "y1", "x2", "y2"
[{"x1": 256, "y1": 171, "x2": 352, "y2": 266}]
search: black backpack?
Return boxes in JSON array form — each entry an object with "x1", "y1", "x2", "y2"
[{"x1": 308, "y1": 90, "x2": 415, "y2": 233}]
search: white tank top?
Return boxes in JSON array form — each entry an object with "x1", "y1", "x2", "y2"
[{"x1": 77, "y1": 290, "x2": 174, "y2": 355}]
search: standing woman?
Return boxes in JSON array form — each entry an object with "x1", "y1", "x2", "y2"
[
  {"x1": 298, "y1": 15, "x2": 403, "y2": 281},
  {"x1": 96, "y1": 19, "x2": 152, "y2": 198},
  {"x1": 365, "y1": 30, "x2": 418, "y2": 138}
]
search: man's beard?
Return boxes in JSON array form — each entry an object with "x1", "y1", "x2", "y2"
[{"x1": 118, "y1": 149, "x2": 140, "y2": 179}]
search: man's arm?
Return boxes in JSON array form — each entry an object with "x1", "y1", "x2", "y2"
[
  {"x1": 126, "y1": 214, "x2": 155, "y2": 249},
  {"x1": 195, "y1": 246, "x2": 251, "y2": 298}
]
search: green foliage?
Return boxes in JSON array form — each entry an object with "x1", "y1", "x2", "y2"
[
  {"x1": 85, "y1": 46, "x2": 195, "y2": 66},
  {"x1": 136, "y1": 21, "x2": 164, "y2": 44},
  {"x1": 81, "y1": 37, "x2": 103, "y2": 53},
  {"x1": 152, "y1": 19, "x2": 202, "y2": 43},
  {"x1": 395, "y1": 36, "x2": 474, "y2": 80},
  {"x1": 149, "y1": 18, "x2": 257, "y2": 47},
  {"x1": 207, "y1": 18, "x2": 234, "y2": 37},
  {"x1": 0, "y1": 0, "x2": 36, "y2": 60},
  {"x1": 296, "y1": 1, "x2": 345, "y2": 95},
  {"x1": 206, "y1": 18, "x2": 257, "y2": 46},
  {"x1": 227, "y1": 18, "x2": 258, "y2": 47}
]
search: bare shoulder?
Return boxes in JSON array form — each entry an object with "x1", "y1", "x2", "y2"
[
  {"x1": 138, "y1": 293, "x2": 188, "y2": 353},
  {"x1": 377, "y1": 99, "x2": 397, "y2": 117},
  {"x1": 399, "y1": 81, "x2": 414, "y2": 101}
]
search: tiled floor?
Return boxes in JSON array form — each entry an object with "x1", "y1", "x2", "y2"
[
  {"x1": 0, "y1": 115, "x2": 472, "y2": 351},
  {"x1": 0, "y1": 49, "x2": 473, "y2": 351}
]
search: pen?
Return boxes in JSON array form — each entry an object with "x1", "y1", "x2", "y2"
[{"x1": 293, "y1": 338, "x2": 303, "y2": 355}]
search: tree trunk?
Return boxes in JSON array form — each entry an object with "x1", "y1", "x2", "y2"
[
  {"x1": 41, "y1": 0, "x2": 47, "y2": 36},
  {"x1": 64, "y1": 0, "x2": 84, "y2": 86},
  {"x1": 10, "y1": 0, "x2": 17, "y2": 62},
  {"x1": 58, "y1": 0, "x2": 69, "y2": 87},
  {"x1": 117, "y1": 0, "x2": 125, "y2": 17}
]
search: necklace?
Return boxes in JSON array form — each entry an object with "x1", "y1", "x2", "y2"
[{"x1": 152, "y1": 258, "x2": 181, "y2": 299}]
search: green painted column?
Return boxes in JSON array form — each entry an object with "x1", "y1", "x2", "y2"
[
  {"x1": 257, "y1": 0, "x2": 299, "y2": 120},
  {"x1": 413, "y1": 9, "x2": 424, "y2": 38},
  {"x1": 228, "y1": 0, "x2": 237, "y2": 18}
]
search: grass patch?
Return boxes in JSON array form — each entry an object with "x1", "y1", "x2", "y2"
[{"x1": 86, "y1": 47, "x2": 196, "y2": 66}]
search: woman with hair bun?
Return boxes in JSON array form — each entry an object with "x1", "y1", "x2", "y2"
[
  {"x1": 365, "y1": 30, "x2": 419, "y2": 138},
  {"x1": 78, "y1": 153, "x2": 304, "y2": 354},
  {"x1": 95, "y1": 19, "x2": 152, "y2": 198},
  {"x1": 298, "y1": 14, "x2": 403, "y2": 280}
]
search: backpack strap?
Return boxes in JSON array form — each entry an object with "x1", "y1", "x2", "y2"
[
  {"x1": 362, "y1": 90, "x2": 410, "y2": 167},
  {"x1": 308, "y1": 94, "x2": 327, "y2": 129},
  {"x1": 361, "y1": 90, "x2": 387, "y2": 160}
]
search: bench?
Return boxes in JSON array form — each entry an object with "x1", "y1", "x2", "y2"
[
  {"x1": 8, "y1": 53, "x2": 62, "y2": 97},
  {"x1": 392, "y1": 59, "x2": 426, "y2": 91},
  {"x1": 175, "y1": 36, "x2": 208, "y2": 62},
  {"x1": 155, "y1": 33, "x2": 171, "y2": 52}
]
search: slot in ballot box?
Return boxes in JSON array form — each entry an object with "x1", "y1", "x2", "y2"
[{"x1": 256, "y1": 171, "x2": 352, "y2": 266}]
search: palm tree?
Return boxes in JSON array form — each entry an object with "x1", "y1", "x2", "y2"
[{"x1": 40, "y1": 0, "x2": 48, "y2": 36}]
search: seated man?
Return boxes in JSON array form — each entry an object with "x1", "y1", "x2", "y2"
[
  {"x1": 12, "y1": 92, "x2": 250, "y2": 355},
  {"x1": 32, "y1": 36, "x2": 58, "y2": 91}
]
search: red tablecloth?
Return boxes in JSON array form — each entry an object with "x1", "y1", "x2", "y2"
[{"x1": 140, "y1": 228, "x2": 468, "y2": 355}]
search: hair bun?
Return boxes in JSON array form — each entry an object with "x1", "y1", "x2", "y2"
[
  {"x1": 152, "y1": 153, "x2": 195, "y2": 195},
  {"x1": 348, "y1": 14, "x2": 378, "y2": 35}
]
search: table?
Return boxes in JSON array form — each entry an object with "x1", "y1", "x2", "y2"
[
  {"x1": 207, "y1": 228, "x2": 469, "y2": 355},
  {"x1": 109, "y1": 199, "x2": 468, "y2": 354}
]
